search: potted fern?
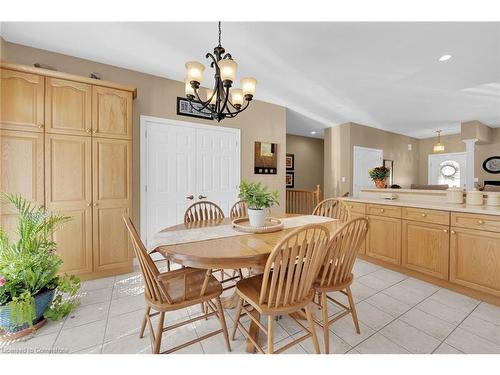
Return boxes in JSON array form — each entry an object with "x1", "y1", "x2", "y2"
[
  {"x1": 0, "y1": 193, "x2": 80, "y2": 339},
  {"x1": 238, "y1": 181, "x2": 279, "y2": 227},
  {"x1": 368, "y1": 166, "x2": 391, "y2": 189}
]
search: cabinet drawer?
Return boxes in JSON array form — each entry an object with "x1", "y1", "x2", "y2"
[
  {"x1": 343, "y1": 201, "x2": 366, "y2": 215},
  {"x1": 403, "y1": 207, "x2": 450, "y2": 225},
  {"x1": 366, "y1": 204, "x2": 401, "y2": 219},
  {"x1": 451, "y1": 212, "x2": 500, "y2": 233}
]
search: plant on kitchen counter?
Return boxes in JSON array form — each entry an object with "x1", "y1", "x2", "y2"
[
  {"x1": 0, "y1": 193, "x2": 80, "y2": 336},
  {"x1": 368, "y1": 166, "x2": 391, "y2": 188}
]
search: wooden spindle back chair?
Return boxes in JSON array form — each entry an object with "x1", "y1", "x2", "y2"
[
  {"x1": 313, "y1": 217, "x2": 369, "y2": 353},
  {"x1": 231, "y1": 224, "x2": 330, "y2": 354},
  {"x1": 312, "y1": 198, "x2": 350, "y2": 221},
  {"x1": 184, "y1": 201, "x2": 224, "y2": 223},
  {"x1": 230, "y1": 200, "x2": 248, "y2": 219},
  {"x1": 123, "y1": 214, "x2": 231, "y2": 354}
]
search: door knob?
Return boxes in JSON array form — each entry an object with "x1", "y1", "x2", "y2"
[
  {"x1": 198, "y1": 195, "x2": 207, "y2": 200},
  {"x1": 186, "y1": 195, "x2": 194, "y2": 200}
]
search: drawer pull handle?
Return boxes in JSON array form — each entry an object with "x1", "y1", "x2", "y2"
[
  {"x1": 421, "y1": 213, "x2": 427, "y2": 217},
  {"x1": 451, "y1": 230, "x2": 456, "y2": 235},
  {"x1": 443, "y1": 229, "x2": 448, "y2": 233},
  {"x1": 478, "y1": 220, "x2": 485, "y2": 225},
  {"x1": 349, "y1": 205, "x2": 353, "y2": 209},
  {"x1": 380, "y1": 209, "x2": 385, "y2": 213}
]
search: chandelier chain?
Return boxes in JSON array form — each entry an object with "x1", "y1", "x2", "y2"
[{"x1": 218, "y1": 21, "x2": 222, "y2": 47}]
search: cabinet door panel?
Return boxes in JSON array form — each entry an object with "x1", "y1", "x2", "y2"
[
  {"x1": 450, "y1": 227, "x2": 500, "y2": 297},
  {"x1": 402, "y1": 220, "x2": 449, "y2": 279},
  {"x1": 45, "y1": 78, "x2": 92, "y2": 136},
  {"x1": 0, "y1": 130, "x2": 44, "y2": 213},
  {"x1": 92, "y1": 87, "x2": 132, "y2": 139},
  {"x1": 93, "y1": 138, "x2": 132, "y2": 272},
  {"x1": 45, "y1": 134, "x2": 92, "y2": 275},
  {"x1": 0, "y1": 69, "x2": 44, "y2": 132},
  {"x1": 366, "y1": 215, "x2": 401, "y2": 264}
]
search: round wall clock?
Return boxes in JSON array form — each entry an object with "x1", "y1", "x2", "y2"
[{"x1": 483, "y1": 156, "x2": 500, "y2": 174}]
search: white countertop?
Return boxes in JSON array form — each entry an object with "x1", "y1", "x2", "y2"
[{"x1": 341, "y1": 197, "x2": 500, "y2": 216}]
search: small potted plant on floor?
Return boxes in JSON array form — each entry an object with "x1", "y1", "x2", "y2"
[
  {"x1": 238, "y1": 181, "x2": 279, "y2": 227},
  {"x1": 0, "y1": 193, "x2": 80, "y2": 339},
  {"x1": 369, "y1": 166, "x2": 391, "y2": 189}
]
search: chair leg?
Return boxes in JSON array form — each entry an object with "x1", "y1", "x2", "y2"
[
  {"x1": 320, "y1": 292, "x2": 330, "y2": 354},
  {"x1": 237, "y1": 268, "x2": 244, "y2": 279},
  {"x1": 305, "y1": 305, "x2": 321, "y2": 354},
  {"x1": 153, "y1": 312, "x2": 165, "y2": 354},
  {"x1": 167, "y1": 260, "x2": 171, "y2": 272},
  {"x1": 267, "y1": 315, "x2": 274, "y2": 354},
  {"x1": 346, "y1": 286, "x2": 360, "y2": 334},
  {"x1": 231, "y1": 297, "x2": 244, "y2": 340},
  {"x1": 139, "y1": 306, "x2": 151, "y2": 338},
  {"x1": 215, "y1": 297, "x2": 231, "y2": 352}
]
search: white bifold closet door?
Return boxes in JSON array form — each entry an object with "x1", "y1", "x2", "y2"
[{"x1": 141, "y1": 116, "x2": 241, "y2": 246}]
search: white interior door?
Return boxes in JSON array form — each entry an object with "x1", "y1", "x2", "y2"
[
  {"x1": 353, "y1": 146, "x2": 383, "y2": 197},
  {"x1": 428, "y1": 152, "x2": 467, "y2": 188},
  {"x1": 141, "y1": 116, "x2": 240, "y2": 245}
]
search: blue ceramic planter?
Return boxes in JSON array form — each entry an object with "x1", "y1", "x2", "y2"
[{"x1": 0, "y1": 289, "x2": 55, "y2": 333}]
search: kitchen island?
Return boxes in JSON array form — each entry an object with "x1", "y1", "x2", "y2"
[{"x1": 341, "y1": 189, "x2": 500, "y2": 306}]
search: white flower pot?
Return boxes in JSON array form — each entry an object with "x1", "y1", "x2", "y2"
[{"x1": 247, "y1": 208, "x2": 266, "y2": 227}]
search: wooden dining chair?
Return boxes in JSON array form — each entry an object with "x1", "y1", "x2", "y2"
[
  {"x1": 184, "y1": 201, "x2": 225, "y2": 223},
  {"x1": 123, "y1": 214, "x2": 231, "y2": 354},
  {"x1": 313, "y1": 217, "x2": 369, "y2": 353},
  {"x1": 230, "y1": 200, "x2": 248, "y2": 219},
  {"x1": 312, "y1": 198, "x2": 350, "y2": 221},
  {"x1": 231, "y1": 224, "x2": 330, "y2": 354}
]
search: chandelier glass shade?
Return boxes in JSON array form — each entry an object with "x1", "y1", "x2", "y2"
[
  {"x1": 184, "y1": 22, "x2": 257, "y2": 122},
  {"x1": 433, "y1": 130, "x2": 445, "y2": 153}
]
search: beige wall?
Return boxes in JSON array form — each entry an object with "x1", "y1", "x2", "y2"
[
  {"x1": 1, "y1": 39, "x2": 287, "y2": 226},
  {"x1": 286, "y1": 134, "x2": 324, "y2": 192},
  {"x1": 324, "y1": 122, "x2": 419, "y2": 197}
]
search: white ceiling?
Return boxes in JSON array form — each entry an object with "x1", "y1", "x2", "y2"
[{"x1": 1, "y1": 22, "x2": 499, "y2": 139}]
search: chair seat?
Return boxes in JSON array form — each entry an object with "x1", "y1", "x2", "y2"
[
  {"x1": 313, "y1": 273, "x2": 354, "y2": 293},
  {"x1": 235, "y1": 273, "x2": 314, "y2": 315},
  {"x1": 147, "y1": 267, "x2": 222, "y2": 311}
]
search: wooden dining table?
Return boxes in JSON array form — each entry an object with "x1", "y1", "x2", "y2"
[{"x1": 150, "y1": 214, "x2": 342, "y2": 353}]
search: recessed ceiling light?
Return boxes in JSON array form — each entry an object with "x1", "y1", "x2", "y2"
[
  {"x1": 310, "y1": 131, "x2": 317, "y2": 135},
  {"x1": 439, "y1": 54, "x2": 452, "y2": 62}
]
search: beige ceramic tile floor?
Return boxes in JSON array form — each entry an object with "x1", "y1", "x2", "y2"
[{"x1": 1, "y1": 259, "x2": 500, "y2": 354}]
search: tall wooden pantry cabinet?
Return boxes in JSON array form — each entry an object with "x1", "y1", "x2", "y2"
[{"x1": 0, "y1": 62, "x2": 136, "y2": 280}]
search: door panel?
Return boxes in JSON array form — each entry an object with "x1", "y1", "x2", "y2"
[
  {"x1": 92, "y1": 86, "x2": 132, "y2": 139},
  {"x1": 0, "y1": 69, "x2": 44, "y2": 132},
  {"x1": 45, "y1": 77, "x2": 92, "y2": 136},
  {"x1": 0, "y1": 130, "x2": 44, "y2": 215},
  {"x1": 353, "y1": 146, "x2": 383, "y2": 197},
  {"x1": 45, "y1": 134, "x2": 92, "y2": 275},
  {"x1": 402, "y1": 220, "x2": 450, "y2": 279},
  {"x1": 93, "y1": 137, "x2": 132, "y2": 271},
  {"x1": 366, "y1": 215, "x2": 401, "y2": 264}
]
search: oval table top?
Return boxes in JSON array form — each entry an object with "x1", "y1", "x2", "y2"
[{"x1": 152, "y1": 214, "x2": 342, "y2": 270}]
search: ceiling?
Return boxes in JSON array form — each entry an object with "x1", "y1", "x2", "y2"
[{"x1": 1, "y1": 22, "x2": 499, "y2": 139}]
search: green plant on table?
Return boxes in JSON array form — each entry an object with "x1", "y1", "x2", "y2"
[
  {"x1": 368, "y1": 166, "x2": 391, "y2": 182},
  {"x1": 0, "y1": 193, "x2": 80, "y2": 329},
  {"x1": 238, "y1": 180, "x2": 279, "y2": 210}
]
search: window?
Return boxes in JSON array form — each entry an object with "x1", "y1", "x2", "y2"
[{"x1": 438, "y1": 160, "x2": 460, "y2": 187}]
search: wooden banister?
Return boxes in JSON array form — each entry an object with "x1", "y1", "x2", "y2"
[{"x1": 286, "y1": 185, "x2": 321, "y2": 214}]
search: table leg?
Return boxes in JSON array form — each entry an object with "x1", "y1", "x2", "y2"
[{"x1": 245, "y1": 309, "x2": 261, "y2": 353}]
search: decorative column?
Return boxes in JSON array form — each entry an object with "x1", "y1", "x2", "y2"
[{"x1": 463, "y1": 138, "x2": 477, "y2": 190}]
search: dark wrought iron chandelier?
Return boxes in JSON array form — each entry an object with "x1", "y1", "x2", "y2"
[{"x1": 184, "y1": 22, "x2": 257, "y2": 122}]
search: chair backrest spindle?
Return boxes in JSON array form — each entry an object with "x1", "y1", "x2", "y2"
[
  {"x1": 313, "y1": 198, "x2": 350, "y2": 221},
  {"x1": 184, "y1": 201, "x2": 225, "y2": 224},
  {"x1": 230, "y1": 200, "x2": 248, "y2": 219}
]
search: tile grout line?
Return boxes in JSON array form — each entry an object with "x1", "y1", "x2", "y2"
[{"x1": 100, "y1": 276, "x2": 116, "y2": 353}]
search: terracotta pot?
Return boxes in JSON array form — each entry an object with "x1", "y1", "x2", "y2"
[{"x1": 374, "y1": 179, "x2": 387, "y2": 189}]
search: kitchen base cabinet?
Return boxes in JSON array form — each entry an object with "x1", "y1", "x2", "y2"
[
  {"x1": 366, "y1": 215, "x2": 401, "y2": 265},
  {"x1": 402, "y1": 220, "x2": 450, "y2": 280},
  {"x1": 450, "y1": 227, "x2": 500, "y2": 298}
]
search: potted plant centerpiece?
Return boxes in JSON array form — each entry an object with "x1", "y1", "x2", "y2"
[
  {"x1": 368, "y1": 166, "x2": 391, "y2": 189},
  {"x1": 0, "y1": 193, "x2": 80, "y2": 339},
  {"x1": 238, "y1": 181, "x2": 279, "y2": 227}
]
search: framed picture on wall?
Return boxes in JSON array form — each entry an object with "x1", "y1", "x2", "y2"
[
  {"x1": 285, "y1": 153, "x2": 295, "y2": 170},
  {"x1": 254, "y1": 141, "x2": 278, "y2": 174},
  {"x1": 383, "y1": 159, "x2": 394, "y2": 186},
  {"x1": 176, "y1": 97, "x2": 213, "y2": 120},
  {"x1": 286, "y1": 172, "x2": 295, "y2": 188}
]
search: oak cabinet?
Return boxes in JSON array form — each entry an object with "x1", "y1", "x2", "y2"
[
  {"x1": 450, "y1": 227, "x2": 500, "y2": 297},
  {"x1": 0, "y1": 68, "x2": 45, "y2": 132},
  {"x1": 366, "y1": 215, "x2": 401, "y2": 264},
  {"x1": 45, "y1": 77, "x2": 92, "y2": 136},
  {"x1": 92, "y1": 86, "x2": 132, "y2": 139},
  {"x1": 402, "y1": 220, "x2": 449, "y2": 280},
  {"x1": 45, "y1": 134, "x2": 93, "y2": 275},
  {"x1": 92, "y1": 138, "x2": 132, "y2": 272}
]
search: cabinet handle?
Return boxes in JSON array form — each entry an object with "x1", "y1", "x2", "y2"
[
  {"x1": 93, "y1": 203, "x2": 98, "y2": 207},
  {"x1": 421, "y1": 213, "x2": 427, "y2": 217},
  {"x1": 349, "y1": 205, "x2": 353, "y2": 209},
  {"x1": 86, "y1": 128, "x2": 92, "y2": 133},
  {"x1": 380, "y1": 208, "x2": 385, "y2": 213},
  {"x1": 451, "y1": 230, "x2": 456, "y2": 235},
  {"x1": 87, "y1": 203, "x2": 92, "y2": 207},
  {"x1": 443, "y1": 229, "x2": 448, "y2": 233},
  {"x1": 478, "y1": 220, "x2": 485, "y2": 225},
  {"x1": 38, "y1": 124, "x2": 44, "y2": 129}
]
